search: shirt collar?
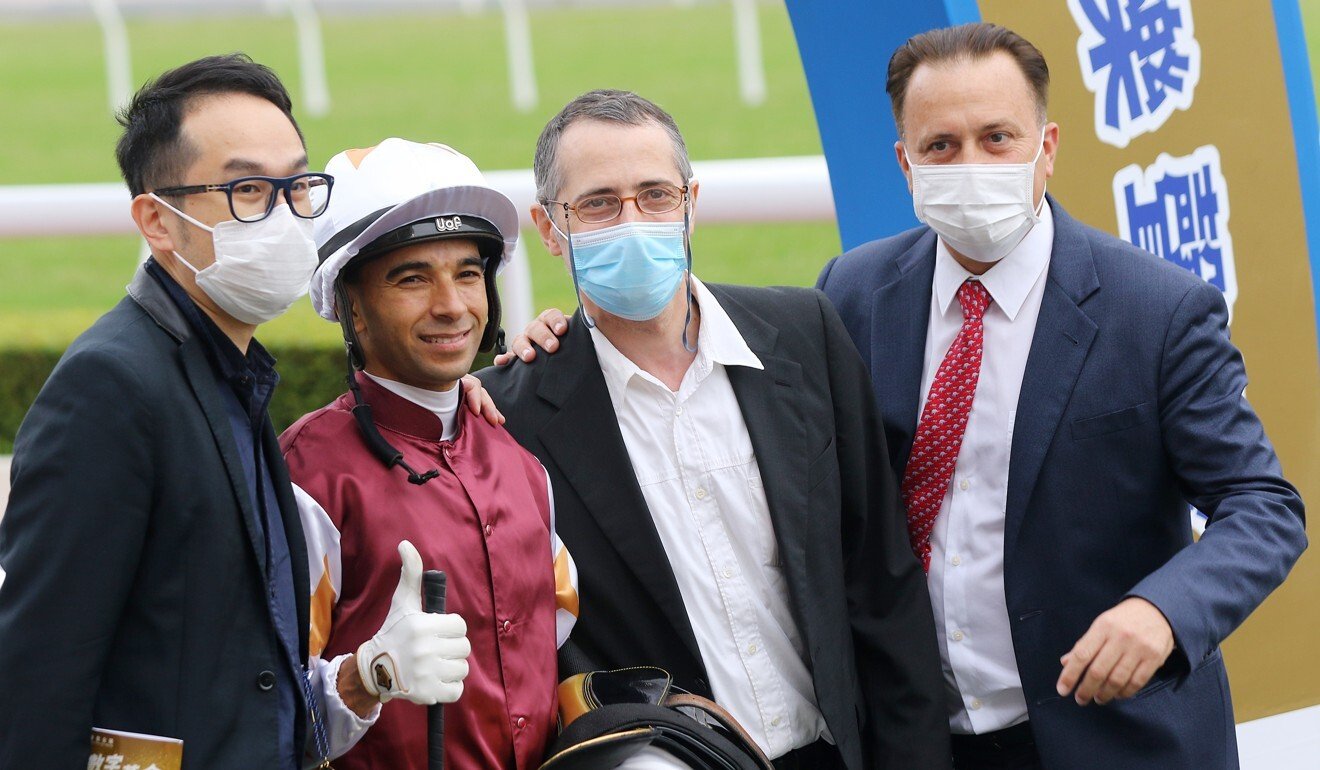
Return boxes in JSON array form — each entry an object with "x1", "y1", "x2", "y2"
[
  {"x1": 589, "y1": 276, "x2": 763, "y2": 408},
  {"x1": 362, "y1": 372, "x2": 461, "y2": 441},
  {"x1": 933, "y1": 197, "x2": 1054, "y2": 321},
  {"x1": 352, "y1": 370, "x2": 476, "y2": 444},
  {"x1": 688, "y1": 277, "x2": 764, "y2": 370}
]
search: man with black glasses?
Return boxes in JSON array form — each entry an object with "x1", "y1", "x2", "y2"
[
  {"x1": 0, "y1": 54, "x2": 363, "y2": 769},
  {"x1": 479, "y1": 89, "x2": 949, "y2": 769}
]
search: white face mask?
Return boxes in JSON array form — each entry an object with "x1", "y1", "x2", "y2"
[
  {"x1": 151, "y1": 195, "x2": 318, "y2": 325},
  {"x1": 906, "y1": 131, "x2": 1046, "y2": 264}
]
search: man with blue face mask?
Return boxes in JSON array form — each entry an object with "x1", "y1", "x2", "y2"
[
  {"x1": 479, "y1": 89, "x2": 950, "y2": 769},
  {"x1": 815, "y1": 24, "x2": 1305, "y2": 770}
]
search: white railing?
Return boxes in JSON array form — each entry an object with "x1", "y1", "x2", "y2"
[
  {"x1": 0, "y1": 155, "x2": 835, "y2": 332},
  {"x1": 499, "y1": 0, "x2": 539, "y2": 113},
  {"x1": 283, "y1": 0, "x2": 333, "y2": 118},
  {"x1": 88, "y1": 0, "x2": 132, "y2": 113}
]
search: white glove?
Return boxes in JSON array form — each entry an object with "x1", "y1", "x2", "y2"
[{"x1": 356, "y1": 540, "x2": 471, "y2": 704}]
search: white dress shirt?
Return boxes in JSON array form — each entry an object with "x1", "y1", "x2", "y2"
[
  {"x1": 591, "y1": 277, "x2": 830, "y2": 761},
  {"x1": 921, "y1": 200, "x2": 1054, "y2": 734}
]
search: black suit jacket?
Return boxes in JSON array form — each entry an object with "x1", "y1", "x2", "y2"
[
  {"x1": 0, "y1": 267, "x2": 311, "y2": 769},
  {"x1": 480, "y1": 283, "x2": 949, "y2": 769}
]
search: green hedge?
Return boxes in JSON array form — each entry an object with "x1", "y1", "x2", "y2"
[
  {"x1": 0, "y1": 346, "x2": 496, "y2": 454},
  {"x1": 0, "y1": 349, "x2": 65, "y2": 455}
]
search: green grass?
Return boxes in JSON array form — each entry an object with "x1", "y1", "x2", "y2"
[{"x1": 0, "y1": 4, "x2": 837, "y2": 348}]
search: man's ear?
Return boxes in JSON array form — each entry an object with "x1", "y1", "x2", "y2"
[
  {"x1": 531, "y1": 203, "x2": 565, "y2": 258},
  {"x1": 686, "y1": 179, "x2": 700, "y2": 234},
  {"x1": 894, "y1": 141, "x2": 914, "y2": 194},
  {"x1": 1042, "y1": 121, "x2": 1060, "y2": 180},
  {"x1": 340, "y1": 284, "x2": 368, "y2": 341},
  {"x1": 131, "y1": 194, "x2": 178, "y2": 256}
]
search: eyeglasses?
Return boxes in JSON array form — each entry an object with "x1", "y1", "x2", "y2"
[
  {"x1": 543, "y1": 183, "x2": 688, "y2": 225},
  {"x1": 152, "y1": 172, "x2": 334, "y2": 223}
]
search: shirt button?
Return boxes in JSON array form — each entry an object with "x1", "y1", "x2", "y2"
[
  {"x1": 771, "y1": 716, "x2": 782, "y2": 727},
  {"x1": 951, "y1": 555, "x2": 963, "y2": 566},
  {"x1": 484, "y1": 523, "x2": 492, "y2": 537},
  {"x1": 959, "y1": 479, "x2": 970, "y2": 491},
  {"x1": 722, "y1": 568, "x2": 733, "y2": 579},
  {"x1": 747, "y1": 644, "x2": 758, "y2": 655},
  {"x1": 502, "y1": 619, "x2": 512, "y2": 632},
  {"x1": 695, "y1": 487, "x2": 708, "y2": 500},
  {"x1": 516, "y1": 716, "x2": 527, "y2": 728},
  {"x1": 675, "y1": 406, "x2": 684, "y2": 416},
  {"x1": 970, "y1": 698, "x2": 983, "y2": 710},
  {"x1": 951, "y1": 630, "x2": 965, "y2": 642}
]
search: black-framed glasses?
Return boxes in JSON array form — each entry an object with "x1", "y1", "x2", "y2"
[
  {"x1": 152, "y1": 172, "x2": 334, "y2": 223},
  {"x1": 543, "y1": 183, "x2": 688, "y2": 225}
]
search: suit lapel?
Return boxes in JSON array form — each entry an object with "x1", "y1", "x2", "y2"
[
  {"x1": 536, "y1": 319, "x2": 704, "y2": 664},
  {"x1": 711, "y1": 288, "x2": 813, "y2": 641},
  {"x1": 1005, "y1": 202, "x2": 1100, "y2": 556},
  {"x1": 871, "y1": 232, "x2": 938, "y2": 476},
  {"x1": 179, "y1": 339, "x2": 269, "y2": 580},
  {"x1": 267, "y1": 423, "x2": 310, "y2": 659}
]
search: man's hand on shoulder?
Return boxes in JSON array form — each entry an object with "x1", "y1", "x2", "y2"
[
  {"x1": 492, "y1": 308, "x2": 569, "y2": 365},
  {"x1": 461, "y1": 374, "x2": 504, "y2": 426},
  {"x1": 1056, "y1": 597, "x2": 1175, "y2": 706}
]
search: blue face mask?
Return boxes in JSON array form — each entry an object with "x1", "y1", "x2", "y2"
[{"x1": 557, "y1": 219, "x2": 689, "y2": 322}]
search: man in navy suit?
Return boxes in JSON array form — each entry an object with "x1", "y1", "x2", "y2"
[{"x1": 816, "y1": 22, "x2": 1306, "y2": 770}]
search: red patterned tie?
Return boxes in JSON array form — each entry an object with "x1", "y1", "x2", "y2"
[{"x1": 902, "y1": 280, "x2": 992, "y2": 572}]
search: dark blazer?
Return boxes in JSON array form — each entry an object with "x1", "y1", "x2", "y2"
[
  {"x1": 480, "y1": 283, "x2": 950, "y2": 769},
  {"x1": 0, "y1": 267, "x2": 311, "y2": 769},
  {"x1": 816, "y1": 196, "x2": 1307, "y2": 769}
]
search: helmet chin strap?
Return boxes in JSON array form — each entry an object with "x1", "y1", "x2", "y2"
[
  {"x1": 334, "y1": 280, "x2": 440, "y2": 485},
  {"x1": 478, "y1": 246, "x2": 504, "y2": 354},
  {"x1": 335, "y1": 282, "x2": 367, "y2": 371}
]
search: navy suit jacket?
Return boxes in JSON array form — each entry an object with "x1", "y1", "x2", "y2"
[{"x1": 816, "y1": 196, "x2": 1306, "y2": 769}]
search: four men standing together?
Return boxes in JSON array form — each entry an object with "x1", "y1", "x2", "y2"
[{"x1": 0, "y1": 19, "x2": 1306, "y2": 770}]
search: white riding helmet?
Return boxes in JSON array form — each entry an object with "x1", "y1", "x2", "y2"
[{"x1": 310, "y1": 138, "x2": 518, "y2": 353}]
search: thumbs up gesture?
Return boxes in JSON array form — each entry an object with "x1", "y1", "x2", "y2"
[{"x1": 355, "y1": 541, "x2": 471, "y2": 704}]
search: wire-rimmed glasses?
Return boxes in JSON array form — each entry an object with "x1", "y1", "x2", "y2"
[{"x1": 543, "y1": 183, "x2": 688, "y2": 225}]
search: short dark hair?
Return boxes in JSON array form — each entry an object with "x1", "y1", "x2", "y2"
[
  {"x1": 886, "y1": 23, "x2": 1049, "y2": 136},
  {"x1": 114, "y1": 53, "x2": 302, "y2": 196},
  {"x1": 533, "y1": 89, "x2": 692, "y2": 202}
]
